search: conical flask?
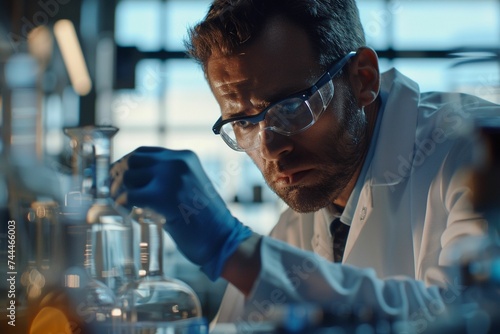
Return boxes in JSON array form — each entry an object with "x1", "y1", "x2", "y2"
[{"x1": 118, "y1": 207, "x2": 202, "y2": 323}]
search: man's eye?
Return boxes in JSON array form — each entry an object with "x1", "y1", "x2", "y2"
[
  {"x1": 233, "y1": 120, "x2": 254, "y2": 129},
  {"x1": 272, "y1": 100, "x2": 303, "y2": 115}
]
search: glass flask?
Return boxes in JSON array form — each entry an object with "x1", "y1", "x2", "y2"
[
  {"x1": 20, "y1": 199, "x2": 116, "y2": 333},
  {"x1": 51, "y1": 125, "x2": 134, "y2": 329},
  {"x1": 81, "y1": 125, "x2": 136, "y2": 293},
  {"x1": 118, "y1": 207, "x2": 202, "y2": 323}
]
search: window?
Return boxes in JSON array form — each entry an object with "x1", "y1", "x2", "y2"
[{"x1": 113, "y1": 0, "x2": 500, "y2": 232}]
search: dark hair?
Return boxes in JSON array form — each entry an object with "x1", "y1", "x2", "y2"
[{"x1": 185, "y1": 0, "x2": 366, "y2": 70}]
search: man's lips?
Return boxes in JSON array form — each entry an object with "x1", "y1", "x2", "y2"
[{"x1": 274, "y1": 169, "x2": 313, "y2": 186}]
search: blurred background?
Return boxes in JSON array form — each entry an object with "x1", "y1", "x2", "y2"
[
  {"x1": 0, "y1": 0, "x2": 499, "y2": 325},
  {"x1": 1, "y1": 0, "x2": 499, "y2": 233}
]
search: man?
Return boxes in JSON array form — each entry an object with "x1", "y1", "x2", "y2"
[{"x1": 110, "y1": 0, "x2": 499, "y2": 328}]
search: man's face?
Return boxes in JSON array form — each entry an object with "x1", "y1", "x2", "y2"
[{"x1": 206, "y1": 17, "x2": 369, "y2": 212}]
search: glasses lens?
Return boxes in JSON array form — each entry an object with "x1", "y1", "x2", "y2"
[
  {"x1": 267, "y1": 98, "x2": 314, "y2": 134},
  {"x1": 217, "y1": 72, "x2": 336, "y2": 151},
  {"x1": 220, "y1": 121, "x2": 258, "y2": 151},
  {"x1": 304, "y1": 80, "x2": 334, "y2": 120},
  {"x1": 219, "y1": 96, "x2": 319, "y2": 151}
]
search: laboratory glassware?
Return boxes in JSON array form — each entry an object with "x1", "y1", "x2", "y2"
[{"x1": 118, "y1": 207, "x2": 202, "y2": 323}]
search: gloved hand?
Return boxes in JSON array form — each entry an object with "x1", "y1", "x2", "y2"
[{"x1": 110, "y1": 146, "x2": 252, "y2": 280}]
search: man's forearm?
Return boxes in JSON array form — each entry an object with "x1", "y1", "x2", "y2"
[{"x1": 221, "y1": 232, "x2": 263, "y2": 295}]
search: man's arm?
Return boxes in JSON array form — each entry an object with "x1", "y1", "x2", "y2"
[
  {"x1": 237, "y1": 235, "x2": 447, "y2": 324},
  {"x1": 221, "y1": 232, "x2": 262, "y2": 295},
  {"x1": 221, "y1": 230, "x2": 446, "y2": 324}
]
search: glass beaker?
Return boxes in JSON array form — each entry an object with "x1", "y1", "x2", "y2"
[
  {"x1": 64, "y1": 126, "x2": 99, "y2": 199},
  {"x1": 118, "y1": 207, "x2": 202, "y2": 323},
  {"x1": 21, "y1": 200, "x2": 116, "y2": 334},
  {"x1": 21, "y1": 201, "x2": 63, "y2": 303},
  {"x1": 20, "y1": 200, "x2": 65, "y2": 331}
]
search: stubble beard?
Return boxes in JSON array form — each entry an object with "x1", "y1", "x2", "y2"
[{"x1": 266, "y1": 88, "x2": 369, "y2": 213}]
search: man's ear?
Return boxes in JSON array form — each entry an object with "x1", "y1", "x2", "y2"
[{"x1": 348, "y1": 47, "x2": 380, "y2": 107}]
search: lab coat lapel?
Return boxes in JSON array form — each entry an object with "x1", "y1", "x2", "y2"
[
  {"x1": 370, "y1": 69, "x2": 420, "y2": 186},
  {"x1": 343, "y1": 69, "x2": 421, "y2": 264}
]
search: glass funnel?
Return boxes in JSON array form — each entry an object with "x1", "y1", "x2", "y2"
[{"x1": 118, "y1": 207, "x2": 202, "y2": 323}]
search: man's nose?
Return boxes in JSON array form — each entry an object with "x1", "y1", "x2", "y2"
[{"x1": 258, "y1": 127, "x2": 293, "y2": 160}]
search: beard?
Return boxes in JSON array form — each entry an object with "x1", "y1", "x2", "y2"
[{"x1": 263, "y1": 85, "x2": 370, "y2": 213}]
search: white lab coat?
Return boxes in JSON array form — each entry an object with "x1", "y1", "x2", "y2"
[{"x1": 213, "y1": 69, "x2": 499, "y2": 328}]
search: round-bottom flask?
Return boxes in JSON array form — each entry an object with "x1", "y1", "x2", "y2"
[{"x1": 119, "y1": 207, "x2": 202, "y2": 323}]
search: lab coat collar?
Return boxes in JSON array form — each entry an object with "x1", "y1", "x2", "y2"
[
  {"x1": 369, "y1": 68, "x2": 421, "y2": 186},
  {"x1": 316, "y1": 69, "x2": 420, "y2": 246}
]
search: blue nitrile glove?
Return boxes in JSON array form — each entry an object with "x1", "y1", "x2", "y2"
[{"x1": 110, "y1": 146, "x2": 252, "y2": 280}]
